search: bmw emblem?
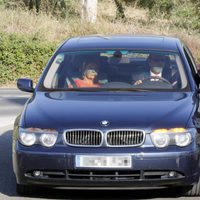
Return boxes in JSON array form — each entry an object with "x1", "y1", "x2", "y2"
[{"x1": 101, "y1": 120, "x2": 109, "y2": 127}]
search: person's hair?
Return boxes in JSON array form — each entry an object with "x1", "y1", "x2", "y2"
[
  {"x1": 82, "y1": 61, "x2": 98, "y2": 77},
  {"x1": 147, "y1": 54, "x2": 169, "y2": 69}
]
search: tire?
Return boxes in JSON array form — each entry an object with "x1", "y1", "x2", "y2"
[
  {"x1": 16, "y1": 183, "x2": 38, "y2": 196},
  {"x1": 183, "y1": 178, "x2": 200, "y2": 196}
]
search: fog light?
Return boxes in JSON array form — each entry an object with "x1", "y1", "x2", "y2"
[
  {"x1": 168, "y1": 171, "x2": 176, "y2": 178},
  {"x1": 33, "y1": 171, "x2": 41, "y2": 177}
]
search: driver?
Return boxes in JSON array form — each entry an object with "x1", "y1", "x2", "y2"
[{"x1": 134, "y1": 54, "x2": 168, "y2": 85}]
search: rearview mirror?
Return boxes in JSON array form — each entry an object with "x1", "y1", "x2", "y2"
[{"x1": 17, "y1": 78, "x2": 34, "y2": 93}]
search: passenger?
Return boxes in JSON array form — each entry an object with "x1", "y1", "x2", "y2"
[{"x1": 74, "y1": 62, "x2": 100, "y2": 88}]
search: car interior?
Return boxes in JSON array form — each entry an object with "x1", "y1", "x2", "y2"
[{"x1": 50, "y1": 51, "x2": 181, "y2": 90}]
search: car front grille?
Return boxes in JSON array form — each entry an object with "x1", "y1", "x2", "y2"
[
  {"x1": 106, "y1": 130, "x2": 145, "y2": 146},
  {"x1": 64, "y1": 129, "x2": 145, "y2": 147},
  {"x1": 65, "y1": 130, "x2": 102, "y2": 146}
]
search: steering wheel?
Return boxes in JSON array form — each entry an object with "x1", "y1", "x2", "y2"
[
  {"x1": 136, "y1": 76, "x2": 173, "y2": 89},
  {"x1": 142, "y1": 76, "x2": 171, "y2": 85}
]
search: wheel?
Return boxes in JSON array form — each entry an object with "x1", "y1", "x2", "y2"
[
  {"x1": 16, "y1": 183, "x2": 38, "y2": 196},
  {"x1": 183, "y1": 178, "x2": 200, "y2": 196}
]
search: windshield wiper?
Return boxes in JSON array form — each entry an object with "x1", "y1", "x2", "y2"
[
  {"x1": 46, "y1": 88, "x2": 153, "y2": 92},
  {"x1": 44, "y1": 88, "x2": 102, "y2": 92},
  {"x1": 99, "y1": 88, "x2": 153, "y2": 92}
]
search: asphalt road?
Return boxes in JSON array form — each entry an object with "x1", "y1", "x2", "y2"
[
  {"x1": 0, "y1": 88, "x2": 199, "y2": 200},
  {"x1": 0, "y1": 88, "x2": 30, "y2": 128}
]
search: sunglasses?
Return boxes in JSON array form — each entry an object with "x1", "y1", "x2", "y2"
[{"x1": 86, "y1": 69, "x2": 98, "y2": 73}]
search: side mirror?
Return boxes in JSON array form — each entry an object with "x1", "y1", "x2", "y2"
[{"x1": 17, "y1": 78, "x2": 34, "y2": 93}]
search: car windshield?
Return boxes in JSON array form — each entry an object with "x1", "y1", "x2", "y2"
[{"x1": 43, "y1": 50, "x2": 188, "y2": 91}]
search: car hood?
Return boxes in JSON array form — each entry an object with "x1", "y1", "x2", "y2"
[{"x1": 23, "y1": 91, "x2": 195, "y2": 131}]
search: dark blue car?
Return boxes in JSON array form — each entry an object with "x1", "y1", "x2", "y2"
[{"x1": 13, "y1": 35, "x2": 200, "y2": 196}]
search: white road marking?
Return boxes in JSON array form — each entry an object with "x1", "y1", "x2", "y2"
[{"x1": 0, "y1": 95, "x2": 29, "y2": 98}]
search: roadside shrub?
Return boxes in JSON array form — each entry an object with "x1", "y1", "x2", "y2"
[
  {"x1": 151, "y1": 0, "x2": 174, "y2": 17},
  {"x1": 0, "y1": 33, "x2": 56, "y2": 85},
  {"x1": 171, "y1": 1, "x2": 200, "y2": 32},
  {"x1": 136, "y1": 0, "x2": 174, "y2": 17},
  {"x1": 191, "y1": 0, "x2": 200, "y2": 16},
  {"x1": 136, "y1": 0, "x2": 155, "y2": 10},
  {"x1": 3, "y1": 0, "x2": 80, "y2": 19},
  {"x1": 4, "y1": 0, "x2": 26, "y2": 9},
  {"x1": 0, "y1": 0, "x2": 5, "y2": 5}
]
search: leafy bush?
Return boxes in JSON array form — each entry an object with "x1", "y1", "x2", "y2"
[
  {"x1": 136, "y1": 0, "x2": 155, "y2": 10},
  {"x1": 137, "y1": 0, "x2": 174, "y2": 18},
  {"x1": 135, "y1": 0, "x2": 200, "y2": 31},
  {"x1": 4, "y1": 0, "x2": 80, "y2": 19},
  {"x1": 171, "y1": 1, "x2": 200, "y2": 32},
  {"x1": 4, "y1": 0, "x2": 26, "y2": 9},
  {"x1": 151, "y1": 0, "x2": 173, "y2": 17},
  {"x1": 0, "y1": 0, "x2": 5, "y2": 5},
  {"x1": 191, "y1": 0, "x2": 200, "y2": 15},
  {"x1": 0, "y1": 32, "x2": 56, "y2": 85}
]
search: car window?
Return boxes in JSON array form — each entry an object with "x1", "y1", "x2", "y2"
[
  {"x1": 43, "y1": 50, "x2": 188, "y2": 91},
  {"x1": 184, "y1": 46, "x2": 198, "y2": 74}
]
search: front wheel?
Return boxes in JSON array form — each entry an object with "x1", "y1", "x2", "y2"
[{"x1": 183, "y1": 178, "x2": 200, "y2": 196}]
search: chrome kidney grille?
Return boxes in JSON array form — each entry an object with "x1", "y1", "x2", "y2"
[
  {"x1": 106, "y1": 130, "x2": 145, "y2": 146},
  {"x1": 64, "y1": 129, "x2": 145, "y2": 147},
  {"x1": 65, "y1": 130, "x2": 102, "y2": 146}
]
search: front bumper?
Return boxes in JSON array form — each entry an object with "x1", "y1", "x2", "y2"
[{"x1": 13, "y1": 142, "x2": 200, "y2": 189}]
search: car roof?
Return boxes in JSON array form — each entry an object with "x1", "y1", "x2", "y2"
[{"x1": 59, "y1": 35, "x2": 182, "y2": 52}]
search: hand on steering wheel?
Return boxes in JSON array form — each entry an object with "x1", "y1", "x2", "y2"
[{"x1": 134, "y1": 76, "x2": 171, "y2": 85}]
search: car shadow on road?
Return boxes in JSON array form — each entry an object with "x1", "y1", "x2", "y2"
[
  {"x1": 0, "y1": 129, "x2": 186, "y2": 199},
  {"x1": 32, "y1": 188, "x2": 185, "y2": 200},
  {"x1": 6, "y1": 97, "x2": 29, "y2": 106}
]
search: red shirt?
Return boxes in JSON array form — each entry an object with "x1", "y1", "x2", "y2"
[{"x1": 74, "y1": 79, "x2": 100, "y2": 88}]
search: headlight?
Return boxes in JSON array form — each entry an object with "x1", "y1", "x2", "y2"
[
  {"x1": 151, "y1": 133, "x2": 170, "y2": 148},
  {"x1": 175, "y1": 133, "x2": 192, "y2": 147},
  {"x1": 150, "y1": 128, "x2": 193, "y2": 148},
  {"x1": 19, "y1": 132, "x2": 36, "y2": 146},
  {"x1": 40, "y1": 133, "x2": 57, "y2": 147},
  {"x1": 18, "y1": 128, "x2": 58, "y2": 147}
]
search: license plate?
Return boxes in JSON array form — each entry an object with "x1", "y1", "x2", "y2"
[{"x1": 75, "y1": 155, "x2": 132, "y2": 168}]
